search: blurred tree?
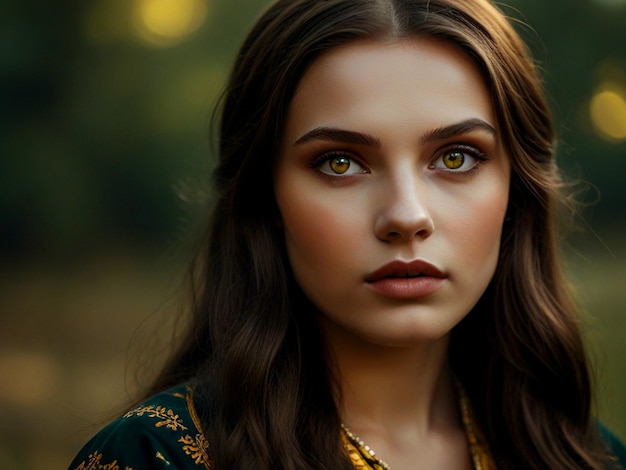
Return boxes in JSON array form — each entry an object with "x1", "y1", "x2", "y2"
[
  {"x1": 0, "y1": 0, "x2": 269, "y2": 263},
  {"x1": 1, "y1": 0, "x2": 88, "y2": 259}
]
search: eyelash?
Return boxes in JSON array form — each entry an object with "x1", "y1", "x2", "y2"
[
  {"x1": 308, "y1": 144, "x2": 489, "y2": 178},
  {"x1": 308, "y1": 151, "x2": 367, "y2": 176},
  {"x1": 429, "y1": 144, "x2": 490, "y2": 177}
]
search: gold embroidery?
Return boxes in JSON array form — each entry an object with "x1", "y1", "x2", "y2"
[
  {"x1": 341, "y1": 431, "x2": 388, "y2": 470},
  {"x1": 73, "y1": 451, "x2": 133, "y2": 470},
  {"x1": 455, "y1": 379, "x2": 495, "y2": 470},
  {"x1": 123, "y1": 405, "x2": 188, "y2": 432},
  {"x1": 155, "y1": 451, "x2": 171, "y2": 465},
  {"x1": 179, "y1": 433, "x2": 212, "y2": 469},
  {"x1": 340, "y1": 379, "x2": 496, "y2": 470},
  {"x1": 186, "y1": 386, "x2": 204, "y2": 436},
  {"x1": 181, "y1": 385, "x2": 212, "y2": 468}
]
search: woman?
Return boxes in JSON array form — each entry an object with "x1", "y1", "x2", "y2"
[{"x1": 69, "y1": 0, "x2": 626, "y2": 468}]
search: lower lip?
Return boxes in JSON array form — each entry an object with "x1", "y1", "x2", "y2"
[{"x1": 365, "y1": 277, "x2": 445, "y2": 300}]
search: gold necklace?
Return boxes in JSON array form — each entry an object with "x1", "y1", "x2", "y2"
[
  {"x1": 341, "y1": 423, "x2": 392, "y2": 470},
  {"x1": 340, "y1": 382, "x2": 495, "y2": 470}
]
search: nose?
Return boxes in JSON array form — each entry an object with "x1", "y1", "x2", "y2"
[{"x1": 374, "y1": 173, "x2": 434, "y2": 243}]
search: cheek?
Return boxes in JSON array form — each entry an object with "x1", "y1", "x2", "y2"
[
  {"x1": 452, "y1": 198, "x2": 507, "y2": 242},
  {"x1": 280, "y1": 191, "x2": 366, "y2": 266},
  {"x1": 275, "y1": 178, "x2": 373, "y2": 310},
  {"x1": 437, "y1": 177, "x2": 509, "y2": 270}
]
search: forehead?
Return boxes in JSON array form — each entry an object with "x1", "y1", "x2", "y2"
[{"x1": 283, "y1": 38, "x2": 495, "y2": 143}]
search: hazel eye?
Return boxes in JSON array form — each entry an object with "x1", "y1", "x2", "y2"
[
  {"x1": 430, "y1": 145, "x2": 488, "y2": 174},
  {"x1": 442, "y1": 150, "x2": 464, "y2": 169},
  {"x1": 314, "y1": 153, "x2": 367, "y2": 176},
  {"x1": 330, "y1": 156, "x2": 351, "y2": 174}
]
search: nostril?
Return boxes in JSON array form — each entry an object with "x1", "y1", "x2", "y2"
[
  {"x1": 377, "y1": 223, "x2": 434, "y2": 243},
  {"x1": 374, "y1": 197, "x2": 435, "y2": 242}
]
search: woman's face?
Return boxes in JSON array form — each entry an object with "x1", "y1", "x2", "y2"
[{"x1": 274, "y1": 39, "x2": 511, "y2": 348}]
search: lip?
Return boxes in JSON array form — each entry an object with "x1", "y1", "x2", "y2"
[{"x1": 364, "y1": 259, "x2": 447, "y2": 300}]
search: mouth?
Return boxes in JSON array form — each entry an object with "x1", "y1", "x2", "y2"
[
  {"x1": 364, "y1": 260, "x2": 446, "y2": 299},
  {"x1": 365, "y1": 259, "x2": 446, "y2": 283}
]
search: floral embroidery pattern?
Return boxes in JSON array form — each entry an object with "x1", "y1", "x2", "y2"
[
  {"x1": 73, "y1": 451, "x2": 133, "y2": 470},
  {"x1": 179, "y1": 433, "x2": 211, "y2": 469},
  {"x1": 123, "y1": 405, "x2": 188, "y2": 432},
  {"x1": 71, "y1": 386, "x2": 212, "y2": 468}
]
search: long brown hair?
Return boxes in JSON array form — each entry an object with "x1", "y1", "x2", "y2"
[{"x1": 146, "y1": 0, "x2": 611, "y2": 468}]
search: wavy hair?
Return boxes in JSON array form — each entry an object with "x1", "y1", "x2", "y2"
[{"x1": 146, "y1": 0, "x2": 610, "y2": 468}]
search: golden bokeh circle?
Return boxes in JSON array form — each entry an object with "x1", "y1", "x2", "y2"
[
  {"x1": 590, "y1": 84, "x2": 626, "y2": 142},
  {"x1": 133, "y1": 0, "x2": 208, "y2": 46}
]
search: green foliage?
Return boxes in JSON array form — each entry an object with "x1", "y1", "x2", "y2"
[{"x1": 0, "y1": 0, "x2": 269, "y2": 261}]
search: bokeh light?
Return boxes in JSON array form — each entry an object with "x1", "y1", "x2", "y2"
[
  {"x1": 133, "y1": 0, "x2": 208, "y2": 46},
  {"x1": 0, "y1": 351, "x2": 61, "y2": 407},
  {"x1": 590, "y1": 82, "x2": 626, "y2": 142}
]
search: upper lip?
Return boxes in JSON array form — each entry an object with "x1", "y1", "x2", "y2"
[{"x1": 365, "y1": 259, "x2": 446, "y2": 282}]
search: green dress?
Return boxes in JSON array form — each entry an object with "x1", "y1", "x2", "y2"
[
  {"x1": 69, "y1": 384, "x2": 210, "y2": 469},
  {"x1": 68, "y1": 383, "x2": 626, "y2": 469}
]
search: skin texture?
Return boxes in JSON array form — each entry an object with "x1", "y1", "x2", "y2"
[{"x1": 274, "y1": 38, "x2": 511, "y2": 469}]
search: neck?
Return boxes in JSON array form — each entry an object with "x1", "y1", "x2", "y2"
[{"x1": 321, "y1": 320, "x2": 456, "y2": 436}]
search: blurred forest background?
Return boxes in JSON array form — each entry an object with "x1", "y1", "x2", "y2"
[{"x1": 1, "y1": 0, "x2": 625, "y2": 467}]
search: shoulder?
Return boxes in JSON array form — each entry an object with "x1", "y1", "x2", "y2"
[
  {"x1": 600, "y1": 423, "x2": 626, "y2": 469},
  {"x1": 68, "y1": 383, "x2": 211, "y2": 470}
]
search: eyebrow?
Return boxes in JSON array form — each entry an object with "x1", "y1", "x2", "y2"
[
  {"x1": 420, "y1": 118, "x2": 497, "y2": 144},
  {"x1": 294, "y1": 127, "x2": 381, "y2": 148},
  {"x1": 293, "y1": 118, "x2": 496, "y2": 148}
]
